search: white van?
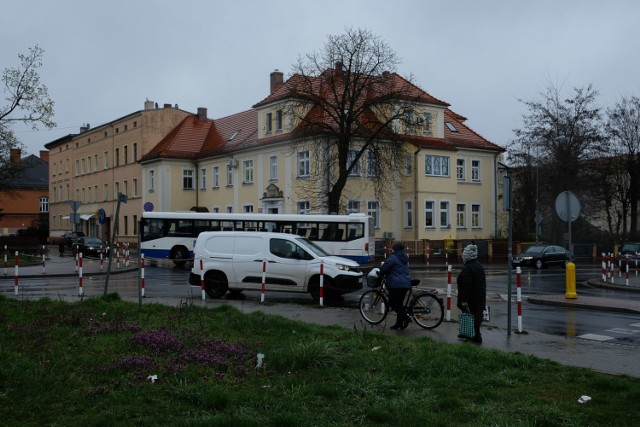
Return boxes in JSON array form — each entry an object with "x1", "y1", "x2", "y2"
[{"x1": 189, "y1": 231, "x2": 364, "y2": 299}]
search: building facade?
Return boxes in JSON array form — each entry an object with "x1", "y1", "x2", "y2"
[
  {"x1": 0, "y1": 148, "x2": 49, "y2": 236},
  {"x1": 45, "y1": 102, "x2": 190, "y2": 243},
  {"x1": 139, "y1": 70, "x2": 505, "y2": 242}
]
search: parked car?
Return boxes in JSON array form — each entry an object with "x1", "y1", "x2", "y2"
[
  {"x1": 618, "y1": 242, "x2": 640, "y2": 267},
  {"x1": 60, "y1": 231, "x2": 85, "y2": 248},
  {"x1": 71, "y1": 237, "x2": 106, "y2": 258},
  {"x1": 512, "y1": 245, "x2": 569, "y2": 269}
]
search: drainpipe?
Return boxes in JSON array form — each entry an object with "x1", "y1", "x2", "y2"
[{"x1": 414, "y1": 147, "x2": 421, "y2": 241}]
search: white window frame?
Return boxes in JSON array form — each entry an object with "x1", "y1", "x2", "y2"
[
  {"x1": 367, "y1": 200, "x2": 380, "y2": 229},
  {"x1": 404, "y1": 154, "x2": 412, "y2": 176},
  {"x1": 457, "y1": 158, "x2": 465, "y2": 181},
  {"x1": 471, "y1": 159, "x2": 481, "y2": 181},
  {"x1": 347, "y1": 150, "x2": 361, "y2": 177},
  {"x1": 200, "y1": 168, "x2": 207, "y2": 189},
  {"x1": 269, "y1": 155, "x2": 278, "y2": 180},
  {"x1": 297, "y1": 200, "x2": 310, "y2": 214},
  {"x1": 424, "y1": 200, "x2": 435, "y2": 228},
  {"x1": 148, "y1": 169, "x2": 155, "y2": 192},
  {"x1": 213, "y1": 166, "x2": 220, "y2": 188},
  {"x1": 243, "y1": 204, "x2": 254, "y2": 213},
  {"x1": 243, "y1": 159, "x2": 254, "y2": 184},
  {"x1": 39, "y1": 197, "x2": 49, "y2": 213},
  {"x1": 404, "y1": 200, "x2": 413, "y2": 229},
  {"x1": 425, "y1": 155, "x2": 450, "y2": 177},
  {"x1": 183, "y1": 169, "x2": 195, "y2": 190},
  {"x1": 366, "y1": 150, "x2": 379, "y2": 177},
  {"x1": 347, "y1": 200, "x2": 361, "y2": 214},
  {"x1": 471, "y1": 203, "x2": 481, "y2": 228},
  {"x1": 297, "y1": 150, "x2": 310, "y2": 177},
  {"x1": 456, "y1": 203, "x2": 466, "y2": 228},
  {"x1": 226, "y1": 164, "x2": 233, "y2": 186},
  {"x1": 440, "y1": 200, "x2": 450, "y2": 228}
]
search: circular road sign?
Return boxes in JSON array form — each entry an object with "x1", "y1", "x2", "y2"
[
  {"x1": 143, "y1": 202, "x2": 154, "y2": 212},
  {"x1": 555, "y1": 191, "x2": 581, "y2": 223}
]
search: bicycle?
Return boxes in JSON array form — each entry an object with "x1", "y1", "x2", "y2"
[{"x1": 359, "y1": 273, "x2": 444, "y2": 330}]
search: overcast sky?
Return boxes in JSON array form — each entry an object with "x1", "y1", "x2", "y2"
[{"x1": 2, "y1": 0, "x2": 639, "y2": 158}]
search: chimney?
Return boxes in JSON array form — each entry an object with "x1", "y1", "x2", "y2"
[
  {"x1": 197, "y1": 107, "x2": 207, "y2": 120},
  {"x1": 335, "y1": 61, "x2": 343, "y2": 76},
  {"x1": 39, "y1": 150, "x2": 49, "y2": 163},
  {"x1": 144, "y1": 99, "x2": 155, "y2": 110},
  {"x1": 163, "y1": 103, "x2": 172, "y2": 108},
  {"x1": 10, "y1": 148, "x2": 21, "y2": 166},
  {"x1": 270, "y1": 69, "x2": 284, "y2": 93}
]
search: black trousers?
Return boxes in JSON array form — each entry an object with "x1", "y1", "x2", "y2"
[
  {"x1": 472, "y1": 309, "x2": 483, "y2": 338},
  {"x1": 388, "y1": 288, "x2": 409, "y2": 324}
]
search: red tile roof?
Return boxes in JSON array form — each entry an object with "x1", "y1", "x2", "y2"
[{"x1": 140, "y1": 114, "x2": 227, "y2": 162}]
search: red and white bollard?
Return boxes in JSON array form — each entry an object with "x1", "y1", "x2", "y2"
[
  {"x1": 75, "y1": 246, "x2": 79, "y2": 272},
  {"x1": 625, "y1": 260, "x2": 630, "y2": 287},
  {"x1": 116, "y1": 243, "x2": 121, "y2": 269},
  {"x1": 78, "y1": 252, "x2": 83, "y2": 296},
  {"x1": 446, "y1": 265, "x2": 452, "y2": 321},
  {"x1": 516, "y1": 266, "x2": 523, "y2": 333},
  {"x1": 125, "y1": 243, "x2": 130, "y2": 267},
  {"x1": 199, "y1": 258, "x2": 205, "y2": 301},
  {"x1": 99, "y1": 247, "x2": 104, "y2": 271},
  {"x1": 41, "y1": 245, "x2": 46, "y2": 274},
  {"x1": 4, "y1": 245, "x2": 7, "y2": 276},
  {"x1": 319, "y1": 261, "x2": 324, "y2": 307},
  {"x1": 609, "y1": 253, "x2": 615, "y2": 284},
  {"x1": 14, "y1": 251, "x2": 19, "y2": 296},
  {"x1": 601, "y1": 253, "x2": 606, "y2": 281},
  {"x1": 260, "y1": 258, "x2": 267, "y2": 303},
  {"x1": 141, "y1": 253, "x2": 146, "y2": 298}
]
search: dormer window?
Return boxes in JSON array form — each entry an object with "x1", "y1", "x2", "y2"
[
  {"x1": 228, "y1": 130, "x2": 239, "y2": 142},
  {"x1": 266, "y1": 113, "x2": 273, "y2": 134}
]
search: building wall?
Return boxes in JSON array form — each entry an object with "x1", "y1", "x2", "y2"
[
  {"x1": 0, "y1": 188, "x2": 48, "y2": 235},
  {"x1": 47, "y1": 103, "x2": 190, "y2": 242}
]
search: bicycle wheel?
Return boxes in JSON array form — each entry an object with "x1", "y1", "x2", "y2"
[
  {"x1": 359, "y1": 290, "x2": 389, "y2": 324},
  {"x1": 410, "y1": 293, "x2": 444, "y2": 329}
]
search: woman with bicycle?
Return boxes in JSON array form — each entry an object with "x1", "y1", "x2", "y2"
[{"x1": 379, "y1": 242, "x2": 412, "y2": 330}]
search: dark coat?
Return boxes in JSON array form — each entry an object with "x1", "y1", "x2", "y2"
[
  {"x1": 456, "y1": 258, "x2": 487, "y2": 312},
  {"x1": 379, "y1": 251, "x2": 411, "y2": 289}
]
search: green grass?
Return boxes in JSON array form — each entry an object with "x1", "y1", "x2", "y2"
[{"x1": 1, "y1": 294, "x2": 639, "y2": 426}]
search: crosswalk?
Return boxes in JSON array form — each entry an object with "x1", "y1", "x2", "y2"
[{"x1": 577, "y1": 322, "x2": 640, "y2": 344}]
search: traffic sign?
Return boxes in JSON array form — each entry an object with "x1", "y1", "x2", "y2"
[
  {"x1": 97, "y1": 208, "x2": 106, "y2": 225},
  {"x1": 144, "y1": 202, "x2": 154, "y2": 212},
  {"x1": 555, "y1": 191, "x2": 580, "y2": 223}
]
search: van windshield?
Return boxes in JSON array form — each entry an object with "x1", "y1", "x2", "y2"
[{"x1": 294, "y1": 237, "x2": 330, "y2": 257}]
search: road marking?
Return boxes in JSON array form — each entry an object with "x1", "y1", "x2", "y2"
[
  {"x1": 630, "y1": 322, "x2": 640, "y2": 328},
  {"x1": 577, "y1": 334, "x2": 614, "y2": 342},
  {"x1": 605, "y1": 328, "x2": 640, "y2": 335}
]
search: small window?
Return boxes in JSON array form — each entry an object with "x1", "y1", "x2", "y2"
[{"x1": 445, "y1": 122, "x2": 458, "y2": 132}]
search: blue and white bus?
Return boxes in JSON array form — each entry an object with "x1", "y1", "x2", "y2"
[{"x1": 140, "y1": 211, "x2": 376, "y2": 266}]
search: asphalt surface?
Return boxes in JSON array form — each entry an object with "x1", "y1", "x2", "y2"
[{"x1": 3, "y1": 249, "x2": 640, "y2": 378}]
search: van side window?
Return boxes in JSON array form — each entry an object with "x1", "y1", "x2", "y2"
[{"x1": 270, "y1": 238, "x2": 291, "y2": 258}]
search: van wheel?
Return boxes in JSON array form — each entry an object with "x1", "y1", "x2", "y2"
[
  {"x1": 171, "y1": 246, "x2": 189, "y2": 268},
  {"x1": 308, "y1": 277, "x2": 333, "y2": 301},
  {"x1": 204, "y1": 272, "x2": 228, "y2": 298}
]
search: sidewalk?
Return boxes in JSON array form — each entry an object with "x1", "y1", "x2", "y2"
[{"x1": 3, "y1": 252, "x2": 640, "y2": 377}]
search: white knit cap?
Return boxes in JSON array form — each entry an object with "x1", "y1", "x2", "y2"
[{"x1": 462, "y1": 244, "x2": 478, "y2": 263}]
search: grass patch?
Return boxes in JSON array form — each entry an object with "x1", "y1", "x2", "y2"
[{"x1": 1, "y1": 294, "x2": 639, "y2": 426}]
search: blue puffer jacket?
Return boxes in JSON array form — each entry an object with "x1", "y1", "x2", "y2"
[{"x1": 379, "y1": 251, "x2": 411, "y2": 289}]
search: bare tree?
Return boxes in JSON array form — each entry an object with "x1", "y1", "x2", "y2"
[
  {"x1": 510, "y1": 82, "x2": 604, "y2": 243},
  {"x1": 606, "y1": 95, "x2": 640, "y2": 239},
  {"x1": 0, "y1": 45, "x2": 55, "y2": 188},
  {"x1": 284, "y1": 27, "x2": 426, "y2": 214}
]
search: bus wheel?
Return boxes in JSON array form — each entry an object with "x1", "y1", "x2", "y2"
[
  {"x1": 205, "y1": 272, "x2": 228, "y2": 298},
  {"x1": 171, "y1": 246, "x2": 189, "y2": 268}
]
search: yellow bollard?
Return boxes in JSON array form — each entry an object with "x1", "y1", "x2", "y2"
[{"x1": 565, "y1": 261, "x2": 577, "y2": 299}]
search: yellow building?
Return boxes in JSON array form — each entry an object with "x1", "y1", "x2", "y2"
[
  {"x1": 45, "y1": 101, "x2": 190, "y2": 244},
  {"x1": 140, "y1": 70, "x2": 505, "y2": 242}
]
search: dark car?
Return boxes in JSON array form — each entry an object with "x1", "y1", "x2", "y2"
[
  {"x1": 61, "y1": 231, "x2": 85, "y2": 248},
  {"x1": 512, "y1": 244, "x2": 569, "y2": 269},
  {"x1": 619, "y1": 242, "x2": 640, "y2": 261},
  {"x1": 71, "y1": 237, "x2": 106, "y2": 258}
]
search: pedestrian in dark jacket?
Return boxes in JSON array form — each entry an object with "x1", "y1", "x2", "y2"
[
  {"x1": 379, "y1": 242, "x2": 412, "y2": 330},
  {"x1": 58, "y1": 239, "x2": 65, "y2": 257},
  {"x1": 457, "y1": 243, "x2": 486, "y2": 343}
]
